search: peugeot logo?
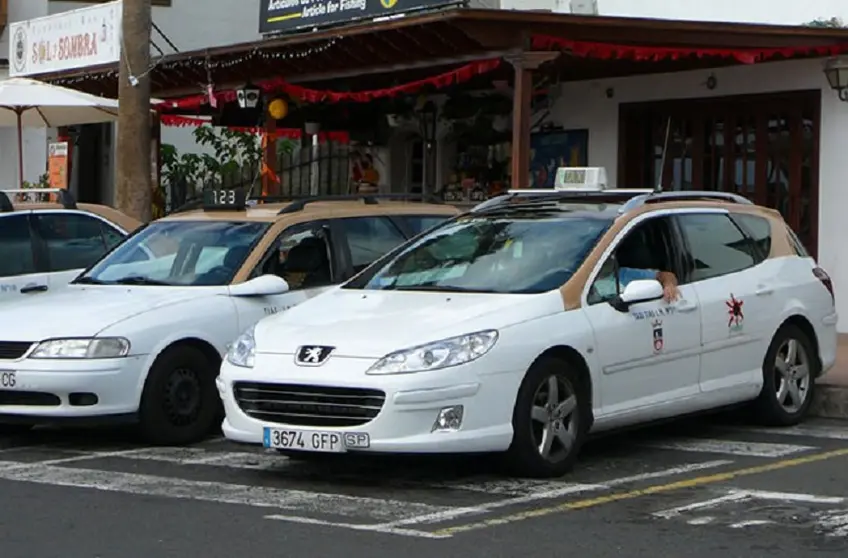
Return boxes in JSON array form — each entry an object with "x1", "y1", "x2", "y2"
[{"x1": 295, "y1": 345, "x2": 335, "y2": 366}]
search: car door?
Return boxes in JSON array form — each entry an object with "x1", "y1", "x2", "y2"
[
  {"x1": 330, "y1": 215, "x2": 411, "y2": 281},
  {"x1": 32, "y1": 210, "x2": 128, "y2": 292},
  {"x1": 582, "y1": 212, "x2": 703, "y2": 415},
  {"x1": 0, "y1": 212, "x2": 51, "y2": 301},
  {"x1": 232, "y1": 220, "x2": 343, "y2": 331},
  {"x1": 673, "y1": 210, "x2": 768, "y2": 395}
]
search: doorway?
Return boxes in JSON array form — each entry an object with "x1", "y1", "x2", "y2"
[{"x1": 619, "y1": 91, "x2": 820, "y2": 257}]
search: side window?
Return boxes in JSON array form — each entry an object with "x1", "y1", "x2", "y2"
[
  {"x1": 35, "y1": 213, "x2": 109, "y2": 272},
  {"x1": 337, "y1": 216, "x2": 407, "y2": 273},
  {"x1": 732, "y1": 213, "x2": 771, "y2": 264},
  {"x1": 396, "y1": 215, "x2": 449, "y2": 236},
  {"x1": 677, "y1": 213, "x2": 756, "y2": 283},
  {"x1": 587, "y1": 216, "x2": 677, "y2": 304},
  {"x1": 254, "y1": 224, "x2": 333, "y2": 290},
  {"x1": 0, "y1": 215, "x2": 36, "y2": 278},
  {"x1": 100, "y1": 221, "x2": 126, "y2": 250}
]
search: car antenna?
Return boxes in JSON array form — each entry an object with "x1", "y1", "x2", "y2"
[{"x1": 654, "y1": 116, "x2": 672, "y2": 193}]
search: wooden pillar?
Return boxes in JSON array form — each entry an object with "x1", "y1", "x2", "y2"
[
  {"x1": 261, "y1": 112, "x2": 278, "y2": 197},
  {"x1": 505, "y1": 52, "x2": 560, "y2": 189}
]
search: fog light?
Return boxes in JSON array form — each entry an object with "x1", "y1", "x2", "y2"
[{"x1": 432, "y1": 405, "x2": 464, "y2": 432}]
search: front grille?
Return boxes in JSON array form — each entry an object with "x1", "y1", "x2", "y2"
[
  {"x1": 0, "y1": 390, "x2": 60, "y2": 406},
  {"x1": 0, "y1": 342, "x2": 33, "y2": 360},
  {"x1": 233, "y1": 382, "x2": 385, "y2": 427}
]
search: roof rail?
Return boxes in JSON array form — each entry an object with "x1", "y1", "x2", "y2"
[
  {"x1": 276, "y1": 193, "x2": 441, "y2": 214},
  {"x1": 469, "y1": 188, "x2": 654, "y2": 213},
  {"x1": 0, "y1": 188, "x2": 77, "y2": 210},
  {"x1": 618, "y1": 190, "x2": 754, "y2": 213}
]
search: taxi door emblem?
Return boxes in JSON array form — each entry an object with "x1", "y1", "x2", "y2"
[{"x1": 652, "y1": 319, "x2": 664, "y2": 353}]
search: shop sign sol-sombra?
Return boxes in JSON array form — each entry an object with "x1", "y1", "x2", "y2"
[{"x1": 260, "y1": 0, "x2": 461, "y2": 34}]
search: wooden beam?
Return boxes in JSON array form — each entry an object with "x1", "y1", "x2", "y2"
[{"x1": 506, "y1": 51, "x2": 561, "y2": 189}]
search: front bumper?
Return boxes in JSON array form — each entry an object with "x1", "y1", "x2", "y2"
[
  {"x1": 0, "y1": 355, "x2": 148, "y2": 420},
  {"x1": 218, "y1": 352, "x2": 520, "y2": 454},
  {"x1": 818, "y1": 311, "x2": 839, "y2": 375}
]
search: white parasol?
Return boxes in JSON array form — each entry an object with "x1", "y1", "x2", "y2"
[{"x1": 0, "y1": 77, "x2": 121, "y2": 186}]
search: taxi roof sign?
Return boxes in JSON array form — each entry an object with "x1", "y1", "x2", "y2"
[{"x1": 554, "y1": 167, "x2": 608, "y2": 191}]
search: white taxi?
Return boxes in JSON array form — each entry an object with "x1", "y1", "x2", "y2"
[
  {"x1": 219, "y1": 169, "x2": 838, "y2": 477},
  {"x1": 0, "y1": 189, "x2": 457, "y2": 443}
]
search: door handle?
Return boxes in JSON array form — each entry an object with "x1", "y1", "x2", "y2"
[
  {"x1": 677, "y1": 300, "x2": 698, "y2": 313},
  {"x1": 20, "y1": 284, "x2": 48, "y2": 294},
  {"x1": 755, "y1": 285, "x2": 774, "y2": 296}
]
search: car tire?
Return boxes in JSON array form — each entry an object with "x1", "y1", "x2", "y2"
[
  {"x1": 504, "y1": 356, "x2": 590, "y2": 478},
  {"x1": 752, "y1": 323, "x2": 819, "y2": 427},
  {"x1": 138, "y1": 345, "x2": 222, "y2": 445}
]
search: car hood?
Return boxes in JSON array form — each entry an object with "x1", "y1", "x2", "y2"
[
  {"x1": 255, "y1": 287, "x2": 560, "y2": 358},
  {"x1": 0, "y1": 286, "x2": 219, "y2": 342}
]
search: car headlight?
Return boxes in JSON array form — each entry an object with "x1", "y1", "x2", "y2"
[
  {"x1": 366, "y1": 330, "x2": 498, "y2": 375},
  {"x1": 226, "y1": 325, "x2": 256, "y2": 368},
  {"x1": 29, "y1": 338, "x2": 131, "y2": 359}
]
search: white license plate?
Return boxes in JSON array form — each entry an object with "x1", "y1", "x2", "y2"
[
  {"x1": 0, "y1": 371, "x2": 16, "y2": 389},
  {"x1": 262, "y1": 427, "x2": 370, "y2": 453}
]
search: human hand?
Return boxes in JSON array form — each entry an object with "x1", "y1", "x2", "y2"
[{"x1": 663, "y1": 283, "x2": 680, "y2": 303}]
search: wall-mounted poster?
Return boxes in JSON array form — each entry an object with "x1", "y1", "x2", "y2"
[{"x1": 529, "y1": 129, "x2": 589, "y2": 189}]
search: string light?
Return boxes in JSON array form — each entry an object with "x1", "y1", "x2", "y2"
[{"x1": 49, "y1": 37, "x2": 342, "y2": 86}]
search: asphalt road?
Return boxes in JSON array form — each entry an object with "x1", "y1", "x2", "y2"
[{"x1": 1, "y1": 414, "x2": 848, "y2": 558}]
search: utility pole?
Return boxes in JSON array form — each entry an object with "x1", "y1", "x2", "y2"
[{"x1": 115, "y1": 0, "x2": 152, "y2": 222}]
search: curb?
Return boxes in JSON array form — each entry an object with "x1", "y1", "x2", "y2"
[{"x1": 810, "y1": 383, "x2": 848, "y2": 419}]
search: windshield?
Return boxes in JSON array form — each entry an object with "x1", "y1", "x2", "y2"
[
  {"x1": 344, "y1": 211, "x2": 613, "y2": 294},
  {"x1": 77, "y1": 220, "x2": 270, "y2": 287}
]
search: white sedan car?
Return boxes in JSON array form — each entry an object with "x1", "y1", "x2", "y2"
[
  {"x1": 0, "y1": 191, "x2": 456, "y2": 443},
  {"x1": 219, "y1": 187, "x2": 838, "y2": 477}
]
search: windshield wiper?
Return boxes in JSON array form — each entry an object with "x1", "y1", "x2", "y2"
[
  {"x1": 112, "y1": 276, "x2": 172, "y2": 286},
  {"x1": 72, "y1": 276, "x2": 107, "y2": 285}
]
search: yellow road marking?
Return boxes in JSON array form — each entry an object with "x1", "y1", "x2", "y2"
[{"x1": 433, "y1": 447, "x2": 848, "y2": 536}]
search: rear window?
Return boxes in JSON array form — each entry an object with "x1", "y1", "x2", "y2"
[{"x1": 733, "y1": 213, "x2": 772, "y2": 262}]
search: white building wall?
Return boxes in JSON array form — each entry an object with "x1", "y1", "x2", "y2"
[
  {"x1": 499, "y1": 0, "x2": 848, "y2": 25},
  {"x1": 546, "y1": 58, "x2": 848, "y2": 330}
]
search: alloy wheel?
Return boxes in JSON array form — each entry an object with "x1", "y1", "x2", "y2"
[
  {"x1": 530, "y1": 375, "x2": 579, "y2": 463},
  {"x1": 774, "y1": 338, "x2": 811, "y2": 413}
]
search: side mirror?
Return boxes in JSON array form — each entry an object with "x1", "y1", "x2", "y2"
[
  {"x1": 228, "y1": 274, "x2": 290, "y2": 297},
  {"x1": 609, "y1": 279, "x2": 664, "y2": 312}
]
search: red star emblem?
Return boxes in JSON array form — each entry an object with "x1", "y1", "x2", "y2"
[{"x1": 726, "y1": 294, "x2": 744, "y2": 327}]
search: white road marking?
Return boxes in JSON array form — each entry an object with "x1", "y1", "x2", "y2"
[
  {"x1": 729, "y1": 519, "x2": 775, "y2": 528},
  {"x1": 740, "y1": 490, "x2": 844, "y2": 504},
  {"x1": 0, "y1": 464, "x2": 453, "y2": 522},
  {"x1": 638, "y1": 438, "x2": 815, "y2": 458},
  {"x1": 719, "y1": 424, "x2": 848, "y2": 442},
  {"x1": 687, "y1": 516, "x2": 715, "y2": 525},
  {"x1": 656, "y1": 489, "x2": 846, "y2": 524},
  {"x1": 118, "y1": 447, "x2": 285, "y2": 470},
  {"x1": 264, "y1": 514, "x2": 449, "y2": 539},
  {"x1": 370, "y1": 461, "x2": 733, "y2": 529},
  {"x1": 814, "y1": 510, "x2": 848, "y2": 537},
  {"x1": 438, "y1": 461, "x2": 731, "y2": 495},
  {"x1": 653, "y1": 491, "x2": 752, "y2": 519}
]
